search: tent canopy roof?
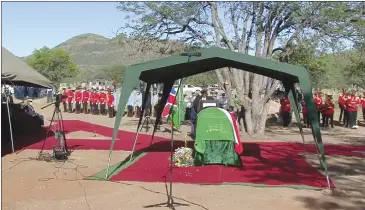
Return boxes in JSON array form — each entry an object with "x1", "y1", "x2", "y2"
[
  {"x1": 1, "y1": 47, "x2": 53, "y2": 88},
  {"x1": 129, "y1": 47, "x2": 307, "y2": 84}
]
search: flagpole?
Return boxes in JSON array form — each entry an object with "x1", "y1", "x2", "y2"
[{"x1": 177, "y1": 79, "x2": 181, "y2": 127}]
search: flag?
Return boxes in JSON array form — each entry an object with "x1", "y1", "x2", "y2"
[
  {"x1": 161, "y1": 88, "x2": 177, "y2": 118},
  {"x1": 228, "y1": 112, "x2": 244, "y2": 154},
  {"x1": 219, "y1": 108, "x2": 244, "y2": 154}
]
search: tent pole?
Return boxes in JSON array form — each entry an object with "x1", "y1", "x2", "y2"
[
  {"x1": 168, "y1": 118, "x2": 174, "y2": 206},
  {"x1": 130, "y1": 83, "x2": 151, "y2": 161},
  {"x1": 6, "y1": 95, "x2": 15, "y2": 153},
  {"x1": 167, "y1": 78, "x2": 184, "y2": 206},
  {"x1": 177, "y1": 79, "x2": 181, "y2": 129},
  {"x1": 129, "y1": 131, "x2": 141, "y2": 161}
]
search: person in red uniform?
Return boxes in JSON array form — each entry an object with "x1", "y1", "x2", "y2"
[
  {"x1": 280, "y1": 95, "x2": 291, "y2": 127},
  {"x1": 89, "y1": 88, "x2": 95, "y2": 114},
  {"x1": 301, "y1": 98, "x2": 308, "y2": 127},
  {"x1": 74, "y1": 86, "x2": 82, "y2": 114},
  {"x1": 99, "y1": 88, "x2": 107, "y2": 115},
  {"x1": 346, "y1": 89, "x2": 359, "y2": 129},
  {"x1": 323, "y1": 95, "x2": 335, "y2": 128},
  {"x1": 314, "y1": 92, "x2": 324, "y2": 127},
  {"x1": 82, "y1": 87, "x2": 90, "y2": 114},
  {"x1": 361, "y1": 91, "x2": 365, "y2": 122},
  {"x1": 61, "y1": 88, "x2": 68, "y2": 112},
  {"x1": 338, "y1": 89, "x2": 347, "y2": 124},
  {"x1": 92, "y1": 89, "x2": 100, "y2": 115},
  {"x1": 107, "y1": 88, "x2": 115, "y2": 118},
  {"x1": 67, "y1": 87, "x2": 75, "y2": 113}
]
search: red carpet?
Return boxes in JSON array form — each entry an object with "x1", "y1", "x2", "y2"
[
  {"x1": 4, "y1": 120, "x2": 365, "y2": 188},
  {"x1": 109, "y1": 151, "x2": 335, "y2": 188}
]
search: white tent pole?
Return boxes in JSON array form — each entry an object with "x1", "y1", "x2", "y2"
[
  {"x1": 129, "y1": 131, "x2": 141, "y2": 161},
  {"x1": 6, "y1": 96, "x2": 15, "y2": 153}
]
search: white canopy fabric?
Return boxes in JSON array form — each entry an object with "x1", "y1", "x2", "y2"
[{"x1": 1, "y1": 47, "x2": 53, "y2": 88}]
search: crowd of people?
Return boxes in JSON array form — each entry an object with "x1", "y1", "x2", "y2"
[
  {"x1": 279, "y1": 89, "x2": 365, "y2": 129},
  {"x1": 60, "y1": 86, "x2": 116, "y2": 118}
]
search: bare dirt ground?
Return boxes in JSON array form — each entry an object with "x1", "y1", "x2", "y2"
[{"x1": 2, "y1": 98, "x2": 365, "y2": 210}]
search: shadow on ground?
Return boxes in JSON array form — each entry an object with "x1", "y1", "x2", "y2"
[{"x1": 296, "y1": 154, "x2": 365, "y2": 210}]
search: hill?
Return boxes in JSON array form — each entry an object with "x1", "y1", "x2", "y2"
[
  {"x1": 38, "y1": 33, "x2": 217, "y2": 85},
  {"x1": 53, "y1": 33, "x2": 178, "y2": 71},
  {"x1": 24, "y1": 33, "x2": 362, "y2": 87}
]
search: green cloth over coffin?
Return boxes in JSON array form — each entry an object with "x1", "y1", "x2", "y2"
[{"x1": 194, "y1": 107, "x2": 242, "y2": 167}]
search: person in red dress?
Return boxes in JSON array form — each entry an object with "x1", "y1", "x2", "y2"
[
  {"x1": 74, "y1": 86, "x2": 82, "y2": 114},
  {"x1": 92, "y1": 89, "x2": 100, "y2": 115},
  {"x1": 99, "y1": 88, "x2": 107, "y2": 115},
  {"x1": 61, "y1": 88, "x2": 68, "y2": 112},
  {"x1": 106, "y1": 88, "x2": 115, "y2": 118},
  {"x1": 67, "y1": 87, "x2": 75, "y2": 113},
  {"x1": 323, "y1": 95, "x2": 335, "y2": 128},
  {"x1": 280, "y1": 95, "x2": 291, "y2": 127},
  {"x1": 82, "y1": 87, "x2": 90, "y2": 114},
  {"x1": 337, "y1": 89, "x2": 347, "y2": 124},
  {"x1": 346, "y1": 89, "x2": 359, "y2": 129}
]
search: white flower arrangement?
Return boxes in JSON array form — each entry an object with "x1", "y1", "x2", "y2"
[{"x1": 173, "y1": 147, "x2": 194, "y2": 167}]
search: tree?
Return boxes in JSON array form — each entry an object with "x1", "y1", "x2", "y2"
[
  {"x1": 94, "y1": 64, "x2": 127, "y2": 82},
  {"x1": 343, "y1": 42, "x2": 365, "y2": 86},
  {"x1": 27, "y1": 47, "x2": 80, "y2": 85},
  {"x1": 116, "y1": 2, "x2": 365, "y2": 135},
  {"x1": 282, "y1": 38, "x2": 330, "y2": 88}
]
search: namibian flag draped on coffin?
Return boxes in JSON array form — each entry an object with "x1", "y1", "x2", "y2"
[
  {"x1": 194, "y1": 107, "x2": 243, "y2": 167},
  {"x1": 161, "y1": 88, "x2": 185, "y2": 129}
]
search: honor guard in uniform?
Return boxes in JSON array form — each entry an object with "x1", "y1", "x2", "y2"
[
  {"x1": 82, "y1": 87, "x2": 90, "y2": 114},
  {"x1": 280, "y1": 95, "x2": 291, "y2": 127},
  {"x1": 99, "y1": 88, "x2": 107, "y2": 115},
  {"x1": 89, "y1": 87, "x2": 95, "y2": 114},
  {"x1": 323, "y1": 95, "x2": 335, "y2": 128},
  {"x1": 62, "y1": 88, "x2": 68, "y2": 112},
  {"x1": 338, "y1": 89, "x2": 347, "y2": 124},
  {"x1": 75, "y1": 86, "x2": 82, "y2": 114},
  {"x1": 67, "y1": 87, "x2": 75, "y2": 113},
  {"x1": 314, "y1": 92, "x2": 324, "y2": 127},
  {"x1": 107, "y1": 88, "x2": 115, "y2": 118},
  {"x1": 346, "y1": 89, "x2": 359, "y2": 129},
  {"x1": 92, "y1": 88, "x2": 100, "y2": 115}
]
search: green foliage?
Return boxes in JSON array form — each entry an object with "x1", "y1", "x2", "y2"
[
  {"x1": 185, "y1": 72, "x2": 218, "y2": 85},
  {"x1": 94, "y1": 64, "x2": 127, "y2": 82},
  {"x1": 287, "y1": 40, "x2": 330, "y2": 88},
  {"x1": 343, "y1": 50, "x2": 365, "y2": 86},
  {"x1": 26, "y1": 47, "x2": 80, "y2": 85}
]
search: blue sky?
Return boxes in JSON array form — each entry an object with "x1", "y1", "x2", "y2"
[{"x1": 2, "y1": 2, "x2": 127, "y2": 57}]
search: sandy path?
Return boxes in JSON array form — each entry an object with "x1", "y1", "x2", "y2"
[{"x1": 1, "y1": 150, "x2": 333, "y2": 210}]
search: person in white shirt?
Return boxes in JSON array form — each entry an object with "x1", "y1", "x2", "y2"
[
  {"x1": 134, "y1": 91, "x2": 142, "y2": 118},
  {"x1": 46, "y1": 88, "x2": 53, "y2": 103}
]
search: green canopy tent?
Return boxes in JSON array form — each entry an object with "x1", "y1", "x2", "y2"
[
  {"x1": 105, "y1": 47, "x2": 331, "y2": 190},
  {"x1": 1, "y1": 47, "x2": 53, "y2": 88},
  {"x1": 1, "y1": 47, "x2": 53, "y2": 154}
]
